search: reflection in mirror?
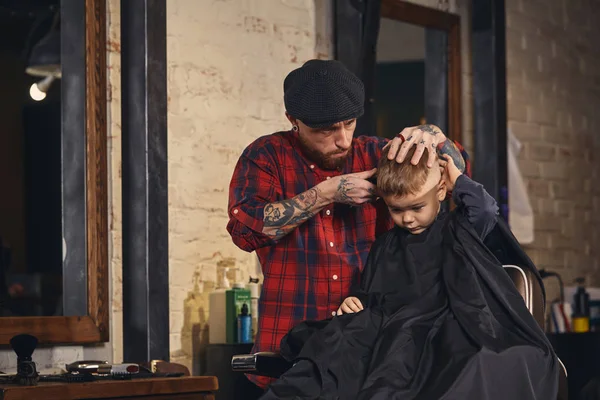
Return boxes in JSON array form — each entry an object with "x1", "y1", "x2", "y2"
[
  {"x1": 375, "y1": 18, "x2": 425, "y2": 138},
  {"x1": 0, "y1": 0, "x2": 62, "y2": 316},
  {"x1": 375, "y1": 18, "x2": 447, "y2": 139}
]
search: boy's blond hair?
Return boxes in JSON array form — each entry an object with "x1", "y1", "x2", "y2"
[{"x1": 377, "y1": 146, "x2": 437, "y2": 197}]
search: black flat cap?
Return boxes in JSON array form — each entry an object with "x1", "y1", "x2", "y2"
[{"x1": 283, "y1": 59, "x2": 364, "y2": 128}]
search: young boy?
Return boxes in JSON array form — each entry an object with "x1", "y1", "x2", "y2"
[
  {"x1": 337, "y1": 145, "x2": 498, "y2": 316},
  {"x1": 260, "y1": 147, "x2": 559, "y2": 400}
]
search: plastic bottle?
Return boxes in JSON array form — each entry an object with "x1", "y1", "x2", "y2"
[
  {"x1": 247, "y1": 277, "x2": 260, "y2": 340},
  {"x1": 237, "y1": 303, "x2": 252, "y2": 344},
  {"x1": 225, "y1": 270, "x2": 250, "y2": 343},
  {"x1": 572, "y1": 277, "x2": 591, "y2": 333},
  {"x1": 208, "y1": 267, "x2": 231, "y2": 344}
]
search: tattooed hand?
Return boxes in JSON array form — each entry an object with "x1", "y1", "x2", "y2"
[
  {"x1": 322, "y1": 168, "x2": 378, "y2": 206},
  {"x1": 437, "y1": 139, "x2": 466, "y2": 173},
  {"x1": 384, "y1": 124, "x2": 447, "y2": 168}
]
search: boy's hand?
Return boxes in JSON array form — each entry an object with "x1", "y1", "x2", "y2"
[
  {"x1": 439, "y1": 154, "x2": 462, "y2": 191},
  {"x1": 336, "y1": 296, "x2": 364, "y2": 315}
]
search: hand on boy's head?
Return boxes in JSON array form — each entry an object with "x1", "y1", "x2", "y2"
[
  {"x1": 384, "y1": 124, "x2": 447, "y2": 168},
  {"x1": 439, "y1": 154, "x2": 462, "y2": 191}
]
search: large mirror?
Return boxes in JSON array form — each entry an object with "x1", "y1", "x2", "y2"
[
  {"x1": 0, "y1": 0, "x2": 62, "y2": 317},
  {"x1": 0, "y1": 0, "x2": 108, "y2": 344},
  {"x1": 373, "y1": 0, "x2": 461, "y2": 141},
  {"x1": 375, "y1": 18, "x2": 430, "y2": 137}
]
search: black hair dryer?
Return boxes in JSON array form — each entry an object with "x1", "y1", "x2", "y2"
[{"x1": 10, "y1": 334, "x2": 39, "y2": 386}]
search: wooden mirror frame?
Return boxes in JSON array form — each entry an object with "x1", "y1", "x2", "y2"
[
  {"x1": 380, "y1": 0, "x2": 462, "y2": 142},
  {"x1": 0, "y1": 0, "x2": 108, "y2": 345}
]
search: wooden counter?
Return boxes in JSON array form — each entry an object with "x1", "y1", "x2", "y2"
[{"x1": 0, "y1": 376, "x2": 218, "y2": 400}]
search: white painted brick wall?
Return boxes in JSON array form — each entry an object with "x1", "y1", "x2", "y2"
[{"x1": 166, "y1": 0, "x2": 333, "y2": 372}]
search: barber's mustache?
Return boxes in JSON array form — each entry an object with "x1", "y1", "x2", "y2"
[{"x1": 326, "y1": 149, "x2": 349, "y2": 156}]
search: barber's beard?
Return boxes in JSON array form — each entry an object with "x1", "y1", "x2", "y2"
[{"x1": 297, "y1": 136, "x2": 349, "y2": 171}]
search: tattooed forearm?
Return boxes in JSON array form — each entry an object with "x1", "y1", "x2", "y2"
[
  {"x1": 437, "y1": 140, "x2": 466, "y2": 172},
  {"x1": 262, "y1": 187, "x2": 326, "y2": 240}
]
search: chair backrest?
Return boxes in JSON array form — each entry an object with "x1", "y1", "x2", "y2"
[
  {"x1": 503, "y1": 265, "x2": 570, "y2": 399},
  {"x1": 503, "y1": 264, "x2": 545, "y2": 328}
]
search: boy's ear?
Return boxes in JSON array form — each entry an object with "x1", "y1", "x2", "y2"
[{"x1": 437, "y1": 179, "x2": 447, "y2": 201}]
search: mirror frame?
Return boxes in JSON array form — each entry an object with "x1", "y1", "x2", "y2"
[
  {"x1": 0, "y1": 0, "x2": 108, "y2": 345},
  {"x1": 380, "y1": 0, "x2": 462, "y2": 142}
]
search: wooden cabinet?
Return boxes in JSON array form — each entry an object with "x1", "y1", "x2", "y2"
[{"x1": 0, "y1": 376, "x2": 218, "y2": 400}]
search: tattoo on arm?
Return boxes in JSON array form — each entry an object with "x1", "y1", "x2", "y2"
[
  {"x1": 263, "y1": 188, "x2": 324, "y2": 240},
  {"x1": 437, "y1": 140, "x2": 466, "y2": 172}
]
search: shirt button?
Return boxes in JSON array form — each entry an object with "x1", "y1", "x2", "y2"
[
  {"x1": 329, "y1": 242, "x2": 334, "y2": 247},
  {"x1": 310, "y1": 164, "x2": 315, "y2": 169},
  {"x1": 326, "y1": 210, "x2": 331, "y2": 216},
  {"x1": 332, "y1": 311, "x2": 336, "y2": 316},
  {"x1": 333, "y1": 274, "x2": 338, "y2": 280},
  {"x1": 233, "y1": 209, "x2": 239, "y2": 214},
  {"x1": 326, "y1": 176, "x2": 331, "y2": 180}
]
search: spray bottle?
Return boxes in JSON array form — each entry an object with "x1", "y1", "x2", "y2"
[
  {"x1": 225, "y1": 268, "x2": 250, "y2": 343},
  {"x1": 237, "y1": 303, "x2": 252, "y2": 344}
]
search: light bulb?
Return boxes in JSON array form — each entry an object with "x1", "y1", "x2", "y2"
[{"x1": 29, "y1": 83, "x2": 46, "y2": 101}]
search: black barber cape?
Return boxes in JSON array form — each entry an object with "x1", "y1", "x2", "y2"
[{"x1": 260, "y1": 212, "x2": 559, "y2": 400}]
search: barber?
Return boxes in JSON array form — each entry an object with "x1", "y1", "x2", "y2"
[{"x1": 227, "y1": 59, "x2": 470, "y2": 390}]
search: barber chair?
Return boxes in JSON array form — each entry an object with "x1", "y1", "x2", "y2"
[{"x1": 232, "y1": 264, "x2": 569, "y2": 398}]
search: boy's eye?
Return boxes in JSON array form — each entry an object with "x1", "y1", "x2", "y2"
[{"x1": 412, "y1": 206, "x2": 423, "y2": 212}]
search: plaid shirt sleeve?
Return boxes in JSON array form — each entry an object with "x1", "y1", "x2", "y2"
[
  {"x1": 227, "y1": 141, "x2": 282, "y2": 252},
  {"x1": 445, "y1": 140, "x2": 471, "y2": 201},
  {"x1": 453, "y1": 140, "x2": 472, "y2": 178}
]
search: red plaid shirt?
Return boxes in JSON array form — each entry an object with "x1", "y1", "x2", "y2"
[{"x1": 227, "y1": 130, "x2": 470, "y2": 388}]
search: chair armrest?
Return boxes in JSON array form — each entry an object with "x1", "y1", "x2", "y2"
[
  {"x1": 557, "y1": 357, "x2": 568, "y2": 400},
  {"x1": 231, "y1": 351, "x2": 293, "y2": 378}
]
